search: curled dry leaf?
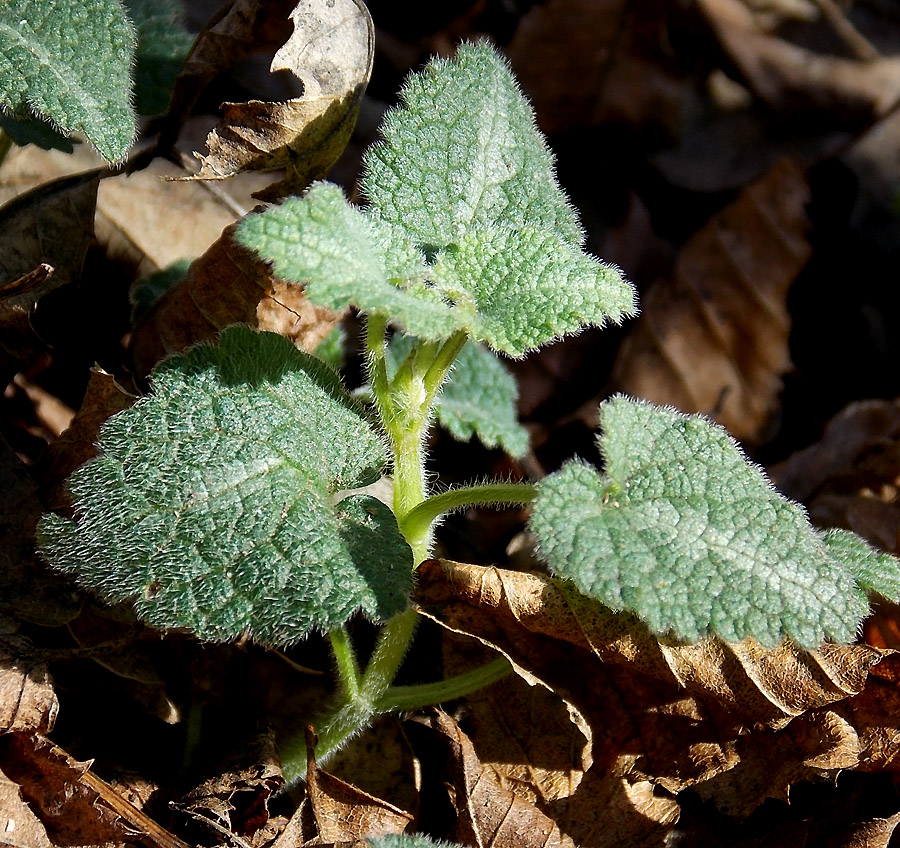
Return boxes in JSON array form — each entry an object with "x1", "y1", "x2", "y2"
[
  {"x1": 415, "y1": 559, "x2": 889, "y2": 815},
  {"x1": 183, "y1": 0, "x2": 374, "y2": 201},
  {"x1": 697, "y1": 0, "x2": 900, "y2": 125},
  {"x1": 179, "y1": 727, "x2": 283, "y2": 838},
  {"x1": 0, "y1": 634, "x2": 57, "y2": 735},
  {"x1": 129, "y1": 221, "x2": 344, "y2": 378},
  {"x1": 609, "y1": 158, "x2": 811, "y2": 444},
  {"x1": 0, "y1": 764, "x2": 54, "y2": 848}
]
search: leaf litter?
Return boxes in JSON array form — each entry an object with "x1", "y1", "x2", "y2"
[{"x1": 4, "y1": 0, "x2": 900, "y2": 845}]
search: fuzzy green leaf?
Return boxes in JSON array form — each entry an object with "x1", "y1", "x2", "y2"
[
  {"x1": 38, "y1": 327, "x2": 413, "y2": 646},
  {"x1": 237, "y1": 43, "x2": 636, "y2": 356},
  {"x1": 368, "y1": 836, "x2": 463, "y2": 848},
  {"x1": 386, "y1": 335, "x2": 528, "y2": 457},
  {"x1": 530, "y1": 396, "x2": 881, "y2": 648},
  {"x1": 823, "y1": 528, "x2": 900, "y2": 602},
  {"x1": 238, "y1": 182, "x2": 457, "y2": 339},
  {"x1": 0, "y1": 0, "x2": 136, "y2": 162},
  {"x1": 363, "y1": 41, "x2": 582, "y2": 248}
]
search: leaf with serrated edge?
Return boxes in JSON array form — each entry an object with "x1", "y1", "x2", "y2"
[
  {"x1": 0, "y1": 0, "x2": 136, "y2": 162},
  {"x1": 387, "y1": 335, "x2": 528, "y2": 457},
  {"x1": 38, "y1": 327, "x2": 413, "y2": 646},
  {"x1": 530, "y1": 396, "x2": 878, "y2": 648},
  {"x1": 363, "y1": 42, "x2": 581, "y2": 248},
  {"x1": 238, "y1": 44, "x2": 637, "y2": 356},
  {"x1": 824, "y1": 528, "x2": 900, "y2": 602}
]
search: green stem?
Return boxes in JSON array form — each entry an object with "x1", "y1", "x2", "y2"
[
  {"x1": 375, "y1": 655, "x2": 512, "y2": 713},
  {"x1": 399, "y1": 481, "x2": 537, "y2": 547},
  {"x1": 329, "y1": 626, "x2": 360, "y2": 700}
]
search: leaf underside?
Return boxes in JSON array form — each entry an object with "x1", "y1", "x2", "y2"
[
  {"x1": 38, "y1": 327, "x2": 413, "y2": 646},
  {"x1": 530, "y1": 396, "x2": 879, "y2": 648},
  {"x1": 0, "y1": 0, "x2": 136, "y2": 161},
  {"x1": 238, "y1": 42, "x2": 637, "y2": 357}
]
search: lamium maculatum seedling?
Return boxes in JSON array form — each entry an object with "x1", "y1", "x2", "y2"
[{"x1": 38, "y1": 42, "x2": 900, "y2": 785}]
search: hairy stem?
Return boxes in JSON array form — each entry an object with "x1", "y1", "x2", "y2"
[
  {"x1": 400, "y1": 481, "x2": 537, "y2": 547},
  {"x1": 375, "y1": 655, "x2": 512, "y2": 712}
]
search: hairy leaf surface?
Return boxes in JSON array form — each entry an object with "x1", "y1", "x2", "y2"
[
  {"x1": 530, "y1": 396, "x2": 879, "y2": 647},
  {"x1": 238, "y1": 43, "x2": 636, "y2": 356},
  {"x1": 38, "y1": 327, "x2": 413, "y2": 646},
  {"x1": 0, "y1": 0, "x2": 136, "y2": 161}
]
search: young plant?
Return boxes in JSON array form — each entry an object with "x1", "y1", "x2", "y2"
[{"x1": 37, "y1": 42, "x2": 900, "y2": 786}]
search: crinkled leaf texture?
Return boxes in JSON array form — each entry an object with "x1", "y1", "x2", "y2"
[
  {"x1": 38, "y1": 327, "x2": 413, "y2": 646},
  {"x1": 0, "y1": 0, "x2": 136, "y2": 162},
  {"x1": 529, "y1": 396, "x2": 893, "y2": 648},
  {"x1": 386, "y1": 335, "x2": 528, "y2": 458},
  {"x1": 238, "y1": 42, "x2": 636, "y2": 357}
]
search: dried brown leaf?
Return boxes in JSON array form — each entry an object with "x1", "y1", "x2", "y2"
[
  {"x1": 415, "y1": 560, "x2": 889, "y2": 815},
  {"x1": 0, "y1": 636, "x2": 56, "y2": 737},
  {"x1": 698, "y1": 0, "x2": 900, "y2": 124},
  {"x1": 417, "y1": 709, "x2": 576, "y2": 848},
  {"x1": 0, "y1": 170, "x2": 99, "y2": 381},
  {"x1": 128, "y1": 221, "x2": 343, "y2": 378},
  {"x1": 824, "y1": 811, "x2": 900, "y2": 848},
  {"x1": 506, "y1": 0, "x2": 684, "y2": 137},
  {"x1": 0, "y1": 734, "x2": 190, "y2": 848},
  {"x1": 0, "y1": 764, "x2": 54, "y2": 848},
  {"x1": 185, "y1": 0, "x2": 374, "y2": 201},
  {"x1": 610, "y1": 158, "x2": 811, "y2": 443},
  {"x1": 302, "y1": 733, "x2": 413, "y2": 844},
  {"x1": 180, "y1": 727, "x2": 283, "y2": 838}
]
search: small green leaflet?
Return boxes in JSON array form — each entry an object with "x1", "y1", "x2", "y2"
[
  {"x1": 386, "y1": 335, "x2": 529, "y2": 458},
  {"x1": 238, "y1": 42, "x2": 636, "y2": 357},
  {"x1": 0, "y1": 0, "x2": 136, "y2": 162},
  {"x1": 529, "y1": 396, "x2": 891, "y2": 648},
  {"x1": 38, "y1": 327, "x2": 413, "y2": 646}
]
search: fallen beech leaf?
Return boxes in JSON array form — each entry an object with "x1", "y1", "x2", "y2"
[
  {"x1": 129, "y1": 221, "x2": 344, "y2": 378},
  {"x1": 0, "y1": 170, "x2": 99, "y2": 381},
  {"x1": 770, "y1": 398, "x2": 900, "y2": 557},
  {"x1": 610, "y1": 158, "x2": 811, "y2": 443},
  {"x1": 185, "y1": 0, "x2": 374, "y2": 201},
  {"x1": 0, "y1": 763, "x2": 54, "y2": 848},
  {"x1": 415, "y1": 560, "x2": 889, "y2": 816},
  {"x1": 0, "y1": 734, "x2": 191, "y2": 848},
  {"x1": 0, "y1": 634, "x2": 57, "y2": 735},
  {"x1": 827, "y1": 811, "x2": 900, "y2": 848},
  {"x1": 440, "y1": 637, "x2": 680, "y2": 848},
  {"x1": 416, "y1": 709, "x2": 576, "y2": 848},
  {"x1": 697, "y1": 0, "x2": 900, "y2": 125},
  {"x1": 506, "y1": 0, "x2": 684, "y2": 137},
  {"x1": 302, "y1": 730, "x2": 413, "y2": 843},
  {"x1": 417, "y1": 560, "x2": 881, "y2": 729}
]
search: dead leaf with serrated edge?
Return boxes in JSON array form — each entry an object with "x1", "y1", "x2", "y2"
[
  {"x1": 415, "y1": 559, "x2": 888, "y2": 819},
  {"x1": 179, "y1": 0, "x2": 374, "y2": 202},
  {"x1": 609, "y1": 158, "x2": 810, "y2": 444}
]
